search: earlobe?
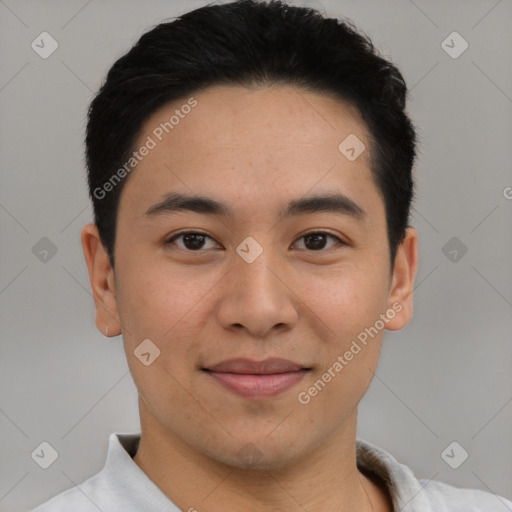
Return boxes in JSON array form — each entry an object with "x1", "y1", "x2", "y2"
[
  {"x1": 81, "y1": 223, "x2": 122, "y2": 337},
  {"x1": 385, "y1": 227, "x2": 418, "y2": 331}
]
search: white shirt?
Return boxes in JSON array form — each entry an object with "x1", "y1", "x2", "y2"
[{"x1": 30, "y1": 432, "x2": 512, "y2": 511}]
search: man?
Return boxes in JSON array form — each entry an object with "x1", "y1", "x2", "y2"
[{"x1": 31, "y1": 1, "x2": 511, "y2": 510}]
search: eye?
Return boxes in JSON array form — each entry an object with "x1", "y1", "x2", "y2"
[
  {"x1": 165, "y1": 231, "x2": 221, "y2": 251},
  {"x1": 165, "y1": 230, "x2": 345, "y2": 252},
  {"x1": 292, "y1": 231, "x2": 344, "y2": 251}
]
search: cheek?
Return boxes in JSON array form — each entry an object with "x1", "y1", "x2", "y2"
[
  {"x1": 304, "y1": 263, "x2": 389, "y2": 339},
  {"x1": 117, "y1": 268, "x2": 205, "y2": 416},
  {"x1": 116, "y1": 262, "x2": 212, "y2": 339},
  {"x1": 302, "y1": 262, "x2": 389, "y2": 401},
  {"x1": 297, "y1": 271, "x2": 387, "y2": 413},
  {"x1": 116, "y1": 264, "x2": 218, "y2": 399}
]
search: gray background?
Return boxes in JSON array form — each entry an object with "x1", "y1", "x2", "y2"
[{"x1": 1, "y1": 0, "x2": 511, "y2": 510}]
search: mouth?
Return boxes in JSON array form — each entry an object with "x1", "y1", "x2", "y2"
[{"x1": 202, "y1": 358, "x2": 312, "y2": 399}]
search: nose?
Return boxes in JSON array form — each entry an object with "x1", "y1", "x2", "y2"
[{"x1": 216, "y1": 248, "x2": 299, "y2": 338}]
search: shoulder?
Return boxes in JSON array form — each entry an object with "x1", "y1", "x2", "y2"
[
  {"x1": 420, "y1": 478, "x2": 512, "y2": 511},
  {"x1": 356, "y1": 438, "x2": 512, "y2": 512},
  {"x1": 29, "y1": 472, "x2": 112, "y2": 512},
  {"x1": 29, "y1": 432, "x2": 144, "y2": 512}
]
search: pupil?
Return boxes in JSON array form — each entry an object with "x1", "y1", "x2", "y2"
[
  {"x1": 305, "y1": 234, "x2": 326, "y2": 250},
  {"x1": 184, "y1": 233, "x2": 205, "y2": 250}
]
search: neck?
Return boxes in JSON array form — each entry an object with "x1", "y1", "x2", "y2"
[{"x1": 132, "y1": 399, "x2": 391, "y2": 511}]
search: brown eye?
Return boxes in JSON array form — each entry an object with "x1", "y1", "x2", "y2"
[
  {"x1": 166, "y1": 232, "x2": 220, "y2": 251},
  {"x1": 293, "y1": 232, "x2": 343, "y2": 251}
]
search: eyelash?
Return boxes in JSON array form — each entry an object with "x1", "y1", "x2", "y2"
[{"x1": 164, "y1": 230, "x2": 345, "y2": 252}]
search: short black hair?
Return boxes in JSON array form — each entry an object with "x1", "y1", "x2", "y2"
[{"x1": 85, "y1": 0, "x2": 417, "y2": 269}]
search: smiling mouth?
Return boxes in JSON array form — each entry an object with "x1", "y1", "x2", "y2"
[{"x1": 202, "y1": 358, "x2": 312, "y2": 399}]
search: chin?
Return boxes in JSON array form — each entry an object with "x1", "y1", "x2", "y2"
[{"x1": 201, "y1": 435, "x2": 307, "y2": 472}]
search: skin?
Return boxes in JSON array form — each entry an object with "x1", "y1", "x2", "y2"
[{"x1": 82, "y1": 84, "x2": 418, "y2": 512}]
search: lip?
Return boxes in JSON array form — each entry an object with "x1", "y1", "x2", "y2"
[{"x1": 202, "y1": 358, "x2": 310, "y2": 399}]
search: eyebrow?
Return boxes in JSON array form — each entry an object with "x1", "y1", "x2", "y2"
[{"x1": 145, "y1": 191, "x2": 366, "y2": 221}]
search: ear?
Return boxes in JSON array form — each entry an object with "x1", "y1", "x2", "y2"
[
  {"x1": 81, "y1": 223, "x2": 122, "y2": 337},
  {"x1": 385, "y1": 226, "x2": 418, "y2": 331}
]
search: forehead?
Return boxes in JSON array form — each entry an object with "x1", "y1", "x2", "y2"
[
  {"x1": 118, "y1": 84, "x2": 381, "y2": 220},
  {"x1": 147, "y1": 84, "x2": 370, "y2": 153}
]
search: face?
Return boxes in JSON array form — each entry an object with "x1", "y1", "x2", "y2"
[{"x1": 83, "y1": 84, "x2": 417, "y2": 470}]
